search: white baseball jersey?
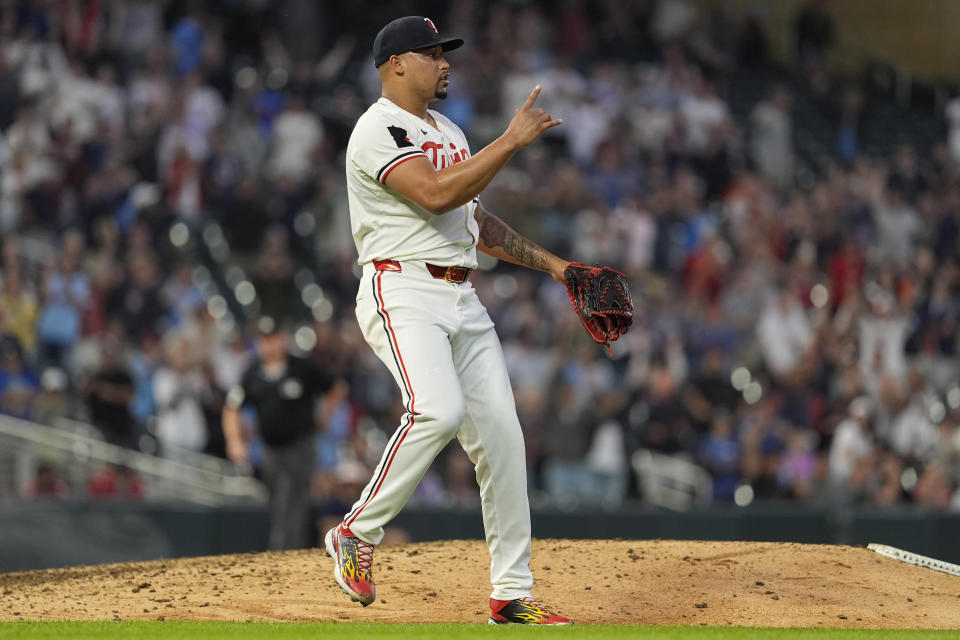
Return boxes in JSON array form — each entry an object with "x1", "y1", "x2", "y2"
[{"x1": 346, "y1": 97, "x2": 479, "y2": 268}]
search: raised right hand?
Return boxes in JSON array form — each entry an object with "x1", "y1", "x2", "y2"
[{"x1": 504, "y1": 85, "x2": 562, "y2": 149}]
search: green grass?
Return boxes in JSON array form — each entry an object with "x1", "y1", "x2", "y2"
[{"x1": 0, "y1": 622, "x2": 958, "y2": 640}]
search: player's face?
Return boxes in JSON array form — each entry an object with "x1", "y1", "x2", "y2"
[{"x1": 408, "y1": 45, "x2": 449, "y2": 100}]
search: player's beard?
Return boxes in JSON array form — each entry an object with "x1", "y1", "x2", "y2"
[{"x1": 434, "y1": 75, "x2": 448, "y2": 99}]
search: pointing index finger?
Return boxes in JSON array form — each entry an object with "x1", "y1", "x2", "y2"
[{"x1": 521, "y1": 84, "x2": 542, "y2": 111}]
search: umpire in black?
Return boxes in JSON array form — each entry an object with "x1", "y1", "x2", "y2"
[{"x1": 222, "y1": 316, "x2": 347, "y2": 549}]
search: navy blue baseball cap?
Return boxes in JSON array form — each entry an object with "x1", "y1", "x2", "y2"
[{"x1": 373, "y1": 16, "x2": 463, "y2": 67}]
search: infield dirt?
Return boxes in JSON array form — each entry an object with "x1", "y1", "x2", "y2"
[{"x1": 1, "y1": 540, "x2": 958, "y2": 628}]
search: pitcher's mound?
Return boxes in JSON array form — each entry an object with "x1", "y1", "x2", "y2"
[{"x1": 1, "y1": 539, "x2": 958, "y2": 628}]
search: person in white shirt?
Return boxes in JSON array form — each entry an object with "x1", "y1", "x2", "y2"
[
  {"x1": 756, "y1": 287, "x2": 813, "y2": 381},
  {"x1": 749, "y1": 86, "x2": 794, "y2": 189},
  {"x1": 828, "y1": 397, "x2": 874, "y2": 488},
  {"x1": 152, "y1": 334, "x2": 208, "y2": 455},
  {"x1": 324, "y1": 15, "x2": 573, "y2": 626},
  {"x1": 680, "y1": 74, "x2": 730, "y2": 155},
  {"x1": 268, "y1": 94, "x2": 323, "y2": 183}
]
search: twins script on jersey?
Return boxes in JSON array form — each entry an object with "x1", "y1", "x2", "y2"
[{"x1": 346, "y1": 97, "x2": 480, "y2": 269}]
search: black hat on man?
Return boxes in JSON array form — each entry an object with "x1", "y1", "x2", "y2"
[{"x1": 373, "y1": 16, "x2": 463, "y2": 67}]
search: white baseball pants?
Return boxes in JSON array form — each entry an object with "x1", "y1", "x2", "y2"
[{"x1": 345, "y1": 260, "x2": 533, "y2": 600}]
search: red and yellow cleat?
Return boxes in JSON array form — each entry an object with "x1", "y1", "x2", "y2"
[
  {"x1": 324, "y1": 523, "x2": 375, "y2": 606},
  {"x1": 488, "y1": 597, "x2": 573, "y2": 625}
]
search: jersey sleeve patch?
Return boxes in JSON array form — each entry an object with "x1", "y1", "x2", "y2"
[
  {"x1": 376, "y1": 149, "x2": 427, "y2": 183},
  {"x1": 388, "y1": 125, "x2": 414, "y2": 148}
]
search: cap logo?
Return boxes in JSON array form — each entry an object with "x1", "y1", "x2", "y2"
[{"x1": 424, "y1": 17, "x2": 438, "y2": 33}]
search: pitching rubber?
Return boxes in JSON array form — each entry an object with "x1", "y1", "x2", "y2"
[{"x1": 868, "y1": 543, "x2": 960, "y2": 578}]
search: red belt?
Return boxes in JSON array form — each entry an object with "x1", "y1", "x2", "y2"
[{"x1": 373, "y1": 259, "x2": 472, "y2": 283}]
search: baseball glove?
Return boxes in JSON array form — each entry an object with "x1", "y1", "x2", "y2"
[{"x1": 564, "y1": 262, "x2": 633, "y2": 355}]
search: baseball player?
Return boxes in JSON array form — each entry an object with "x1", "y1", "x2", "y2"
[{"x1": 325, "y1": 15, "x2": 574, "y2": 625}]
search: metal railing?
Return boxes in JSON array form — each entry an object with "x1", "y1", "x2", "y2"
[
  {"x1": 0, "y1": 415, "x2": 266, "y2": 506},
  {"x1": 631, "y1": 448, "x2": 713, "y2": 511}
]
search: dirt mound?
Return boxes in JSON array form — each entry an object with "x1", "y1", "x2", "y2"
[{"x1": 1, "y1": 540, "x2": 958, "y2": 628}]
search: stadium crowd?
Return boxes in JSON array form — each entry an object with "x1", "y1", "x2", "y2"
[{"x1": 0, "y1": 0, "x2": 958, "y2": 511}]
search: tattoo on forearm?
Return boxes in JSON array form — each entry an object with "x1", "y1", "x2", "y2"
[
  {"x1": 476, "y1": 211, "x2": 504, "y2": 246},
  {"x1": 477, "y1": 211, "x2": 550, "y2": 271}
]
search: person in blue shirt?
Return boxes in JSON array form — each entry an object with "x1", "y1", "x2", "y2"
[{"x1": 0, "y1": 336, "x2": 40, "y2": 419}]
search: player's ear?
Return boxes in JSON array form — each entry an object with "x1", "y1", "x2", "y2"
[{"x1": 389, "y1": 54, "x2": 406, "y2": 76}]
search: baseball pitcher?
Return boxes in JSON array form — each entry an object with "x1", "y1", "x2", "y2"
[{"x1": 325, "y1": 15, "x2": 632, "y2": 625}]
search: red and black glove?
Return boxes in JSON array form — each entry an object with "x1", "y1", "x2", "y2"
[{"x1": 563, "y1": 262, "x2": 633, "y2": 355}]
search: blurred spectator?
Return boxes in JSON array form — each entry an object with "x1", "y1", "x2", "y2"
[
  {"x1": 25, "y1": 461, "x2": 69, "y2": 499},
  {"x1": 209, "y1": 328, "x2": 252, "y2": 393},
  {"x1": 268, "y1": 93, "x2": 323, "y2": 183},
  {"x1": 584, "y1": 411, "x2": 629, "y2": 503},
  {"x1": 31, "y1": 366, "x2": 79, "y2": 425},
  {"x1": 153, "y1": 334, "x2": 209, "y2": 455},
  {"x1": 749, "y1": 85, "x2": 793, "y2": 189},
  {"x1": 169, "y1": 10, "x2": 206, "y2": 77},
  {"x1": 945, "y1": 82, "x2": 960, "y2": 167},
  {"x1": 869, "y1": 184, "x2": 922, "y2": 269},
  {"x1": 87, "y1": 464, "x2": 145, "y2": 499},
  {"x1": 82, "y1": 252, "x2": 121, "y2": 339},
  {"x1": 698, "y1": 411, "x2": 741, "y2": 500},
  {"x1": 910, "y1": 275, "x2": 960, "y2": 390},
  {"x1": 756, "y1": 286, "x2": 814, "y2": 383},
  {"x1": 793, "y1": 0, "x2": 834, "y2": 76},
  {"x1": 541, "y1": 378, "x2": 591, "y2": 498},
  {"x1": 106, "y1": 1, "x2": 164, "y2": 56},
  {"x1": 740, "y1": 395, "x2": 791, "y2": 499},
  {"x1": 251, "y1": 228, "x2": 301, "y2": 323},
  {"x1": 0, "y1": 50, "x2": 20, "y2": 130},
  {"x1": 161, "y1": 262, "x2": 205, "y2": 329},
  {"x1": 777, "y1": 428, "x2": 820, "y2": 499},
  {"x1": 826, "y1": 236, "x2": 866, "y2": 308},
  {"x1": 680, "y1": 74, "x2": 731, "y2": 158},
  {"x1": 682, "y1": 346, "x2": 739, "y2": 433},
  {"x1": 107, "y1": 251, "x2": 168, "y2": 342},
  {"x1": 36, "y1": 231, "x2": 89, "y2": 368},
  {"x1": 164, "y1": 145, "x2": 204, "y2": 220},
  {"x1": 868, "y1": 449, "x2": 905, "y2": 505},
  {"x1": 0, "y1": 264, "x2": 38, "y2": 354},
  {"x1": 913, "y1": 462, "x2": 954, "y2": 510},
  {"x1": 0, "y1": 336, "x2": 39, "y2": 418},
  {"x1": 828, "y1": 397, "x2": 873, "y2": 490},
  {"x1": 858, "y1": 276, "x2": 909, "y2": 388},
  {"x1": 887, "y1": 144, "x2": 929, "y2": 203},
  {"x1": 157, "y1": 73, "x2": 224, "y2": 173},
  {"x1": 884, "y1": 369, "x2": 939, "y2": 462},
  {"x1": 128, "y1": 330, "x2": 161, "y2": 423},
  {"x1": 1, "y1": 107, "x2": 54, "y2": 231},
  {"x1": 633, "y1": 352, "x2": 695, "y2": 454},
  {"x1": 83, "y1": 338, "x2": 138, "y2": 448},
  {"x1": 834, "y1": 86, "x2": 865, "y2": 164},
  {"x1": 128, "y1": 48, "x2": 172, "y2": 141}
]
